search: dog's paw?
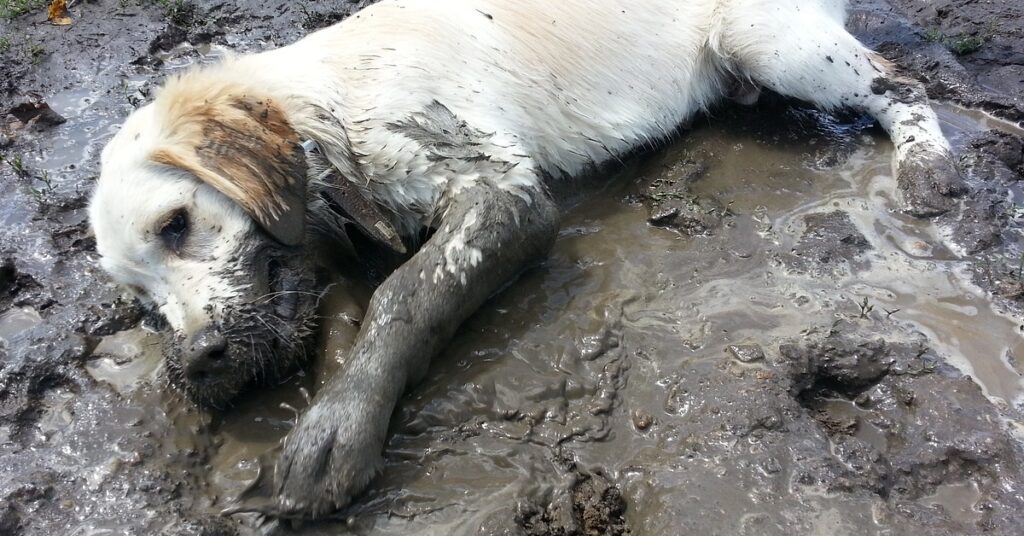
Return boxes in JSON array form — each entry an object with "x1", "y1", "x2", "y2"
[
  {"x1": 273, "y1": 401, "x2": 383, "y2": 518},
  {"x1": 896, "y1": 146, "x2": 968, "y2": 217}
]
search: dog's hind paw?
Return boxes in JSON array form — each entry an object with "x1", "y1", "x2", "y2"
[
  {"x1": 272, "y1": 400, "x2": 383, "y2": 519},
  {"x1": 896, "y1": 146, "x2": 968, "y2": 217}
]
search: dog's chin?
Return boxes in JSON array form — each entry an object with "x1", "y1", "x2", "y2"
[{"x1": 173, "y1": 361, "x2": 254, "y2": 409}]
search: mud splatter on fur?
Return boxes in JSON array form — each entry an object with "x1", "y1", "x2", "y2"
[{"x1": 386, "y1": 101, "x2": 516, "y2": 173}]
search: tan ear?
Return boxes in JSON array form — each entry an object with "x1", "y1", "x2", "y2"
[{"x1": 150, "y1": 93, "x2": 307, "y2": 246}]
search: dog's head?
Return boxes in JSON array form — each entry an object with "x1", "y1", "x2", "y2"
[{"x1": 90, "y1": 72, "x2": 322, "y2": 407}]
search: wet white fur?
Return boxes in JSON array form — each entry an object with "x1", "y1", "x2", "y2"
[
  {"x1": 91, "y1": 138, "x2": 254, "y2": 334},
  {"x1": 91, "y1": 0, "x2": 951, "y2": 337}
]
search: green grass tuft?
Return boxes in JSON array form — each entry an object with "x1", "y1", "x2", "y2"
[
  {"x1": 923, "y1": 24, "x2": 995, "y2": 56},
  {"x1": 0, "y1": 0, "x2": 46, "y2": 20}
]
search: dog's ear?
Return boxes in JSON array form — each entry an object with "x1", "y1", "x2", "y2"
[{"x1": 150, "y1": 94, "x2": 307, "y2": 246}]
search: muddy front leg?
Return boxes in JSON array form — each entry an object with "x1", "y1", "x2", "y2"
[{"x1": 273, "y1": 182, "x2": 559, "y2": 518}]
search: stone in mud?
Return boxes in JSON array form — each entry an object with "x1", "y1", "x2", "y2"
[
  {"x1": 631, "y1": 409, "x2": 654, "y2": 431},
  {"x1": 5, "y1": 100, "x2": 66, "y2": 131},
  {"x1": 783, "y1": 210, "x2": 872, "y2": 276},
  {"x1": 727, "y1": 344, "x2": 766, "y2": 363}
]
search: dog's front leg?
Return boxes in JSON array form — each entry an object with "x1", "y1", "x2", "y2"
[{"x1": 274, "y1": 181, "x2": 559, "y2": 518}]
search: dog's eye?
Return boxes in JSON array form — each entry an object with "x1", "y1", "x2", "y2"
[{"x1": 159, "y1": 209, "x2": 190, "y2": 254}]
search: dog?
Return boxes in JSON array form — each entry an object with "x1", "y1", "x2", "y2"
[{"x1": 88, "y1": 0, "x2": 965, "y2": 518}]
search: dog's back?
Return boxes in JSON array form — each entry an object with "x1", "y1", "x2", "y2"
[
  {"x1": 320, "y1": 0, "x2": 728, "y2": 176},
  {"x1": 211, "y1": 0, "x2": 848, "y2": 209}
]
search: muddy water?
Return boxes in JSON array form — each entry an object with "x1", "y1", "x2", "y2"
[
  {"x1": 0, "y1": 0, "x2": 1020, "y2": 533},
  {"x1": 72, "y1": 96, "x2": 1024, "y2": 533}
]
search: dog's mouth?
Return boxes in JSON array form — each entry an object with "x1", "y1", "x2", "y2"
[{"x1": 166, "y1": 251, "x2": 320, "y2": 409}]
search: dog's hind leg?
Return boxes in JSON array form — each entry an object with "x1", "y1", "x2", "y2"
[
  {"x1": 721, "y1": 2, "x2": 965, "y2": 216},
  {"x1": 273, "y1": 179, "x2": 559, "y2": 518}
]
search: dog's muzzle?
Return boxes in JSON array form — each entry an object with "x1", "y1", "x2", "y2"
[{"x1": 182, "y1": 326, "x2": 230, "y2": 386}]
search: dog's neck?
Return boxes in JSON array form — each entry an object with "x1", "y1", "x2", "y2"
[{"x1": 302, "y1": 142, "x2": 412, "y2": 282}]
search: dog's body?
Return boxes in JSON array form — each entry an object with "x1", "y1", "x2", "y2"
[{"x1": 89, "y1": 0, "x2": 963, "y2": 517}]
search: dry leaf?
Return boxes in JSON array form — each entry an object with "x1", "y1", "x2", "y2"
[{"x1": 47, "y1": 0, "x2": 73, "y2": 26}]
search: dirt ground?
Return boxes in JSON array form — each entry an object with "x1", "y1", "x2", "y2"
[{"x1": 1, "y1": 1, "x2": 1024, "y2": 535}]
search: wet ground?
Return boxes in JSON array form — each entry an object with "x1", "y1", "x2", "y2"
[{"x1": 2, "y1": 1, "x2": 1024, "y2": 535}]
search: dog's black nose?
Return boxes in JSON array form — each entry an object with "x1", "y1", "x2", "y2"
[{"x1": 184, "y1": 327, "x2": 228, "y2": 383}]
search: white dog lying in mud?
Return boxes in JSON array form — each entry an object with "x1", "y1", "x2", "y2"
[{"x1": 89, "y1": 0, "x2": 964, "y2": 518}]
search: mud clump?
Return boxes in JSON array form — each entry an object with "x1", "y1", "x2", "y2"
[
  {"x1": 640, "y1": 155, "x2": 726, "y2": 236},
  {"x1": 0, "y1": 258, "x2": 40, "y2": 306},
  {"x1": 147, "y1": 1, "x2": 219, "y2": 57},
  {"x1": 783, "y1": 210, "x2": 872, "y2": 275},
  {"x1": 0, "y1": 332, "x2": 88, "y2": 444},
  {"x1": 781, "y1": 335, "x2": 896, "y2": 396},
  {"x1": 968, "y1": 131, "x2": 1024, "y2": 178},
  {"x1": 516, "y1": 469, "x2": 629, "y2": 536},
  {"x1": 0, "y1": 501, "x2": 21, "y2": 536},
  {"x1": 776, "y1": 329, "x2": 1024, "y2": 531},
  {"x1": 947, "y1": 128, "x2": 1024, "y2": 300},
  {"x1": 944, "y1": 130, "x2": 1023, "y2": 255}
]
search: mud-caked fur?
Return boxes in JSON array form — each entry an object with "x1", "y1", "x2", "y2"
[
  {"x1": 89, "y1": 0, "x2": 966, "y2": 519},
  {"x1": 162, "y1": 239, "x2": 320, "y2": 408}
]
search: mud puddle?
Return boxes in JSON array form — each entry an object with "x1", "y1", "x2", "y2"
[
  {"x1": 71, "y1": 97, "x2": 1024, "y2": 535},
  {"x1": 3, "y1": 1, "x2": 1024, "y2": 534}
]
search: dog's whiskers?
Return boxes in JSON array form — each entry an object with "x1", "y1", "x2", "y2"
[
  {"x1": 254, "y1": 315, "x2": 291, "y2": 347},
  {"x1": 253, "y1": 289, "x2": 325, "y2": 304}
]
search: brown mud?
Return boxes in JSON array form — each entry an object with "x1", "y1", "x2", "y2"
[{"x1": 2, "y1": 1, "x2": 1024, "y2": 535}]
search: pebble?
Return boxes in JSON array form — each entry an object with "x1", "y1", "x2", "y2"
[
  {"x1": 727, "y1": 344, "x2": 766, "y2": 363},
  {"x1": 632, "y1": 410, "x2": 654, "y2": 431}
]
